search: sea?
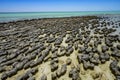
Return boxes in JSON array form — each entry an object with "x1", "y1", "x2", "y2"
[{"x1": 0, "y1": 11, "x2": 120, "y2": 23}]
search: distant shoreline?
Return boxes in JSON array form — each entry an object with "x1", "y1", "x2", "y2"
[{"x1": 0, "y1": 11, "x2": 120, "y2": 13}]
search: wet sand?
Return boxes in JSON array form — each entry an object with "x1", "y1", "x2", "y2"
[{"x1": 0, "y1": 15, "x2": 120, "y2": 80}]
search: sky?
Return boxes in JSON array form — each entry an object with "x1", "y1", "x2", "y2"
[{"x1": 0, "y1": 0, "x2": 120, "y2": 12}]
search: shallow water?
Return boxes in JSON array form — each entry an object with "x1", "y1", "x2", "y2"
[{"x1": 0, "y1": 11, "x2": 120, "y2": 23}]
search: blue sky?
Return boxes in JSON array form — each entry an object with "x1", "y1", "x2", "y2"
[{"x1": 0, "y1": 0, "x2": 120, "y2": 12}]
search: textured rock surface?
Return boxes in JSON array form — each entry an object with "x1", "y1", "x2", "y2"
[{"x1": 0, "y1": 15, "x2": 120, "y2": 80}]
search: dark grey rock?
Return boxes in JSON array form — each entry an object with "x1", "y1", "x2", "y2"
[
  {"x1": 25, "y1": 45, "x2": 41, "y2": 55},
  {"x1": 104, "y1": 52, "x2": 110, "y2": 60},
  {"x1": 60, "y1": 64, "x2": 67, "y2": 75},
  {"x1": 30, "y1": 53, "x2": 37, "y2": 60},
  {"x1": 24, "y1": 61, "x2": 33, "y2": 69},
  {"x1": 106, "y1": 41, "x2": 113, "y2": 47},
  {"x1": 116, "y1": 76, "x2": 120, "y2": 80},
  {"x1": 26, "y1": 68, "x2": 38, "y2": 75},
  {"x1": 110, "y1": 60, "x2": 120, "y2": 77},
  {"x1": 17, "y1": 72, "x2": 29, "y2": 80},
  {"x1": 30, "y1": 60, "x2": 40, "y2": 68},
  {"x1": 74, "y1": 43, "x2": 78, "y2": 50},
  {"x1": 8, "y1": 53, "x2": 17, "y2": 60},
  {"x1": 51, "y1": 62, "x2": 58, "y2": 72},
  {"x1": 78, "y1": 47, "x2": 85, "y2": 53},
  {"x1": 12, "y1": 62, "x2": 19, "y2": 68},
  {"x1": 85, "y1": 48, "x2": 92, "y2": 53},
  {"x1": 65, "y1": 36, "x2": 73, "y2": 43},
  {"x1": 92, "y1": 47, "x2": 98, "y2": 53},
  {"x1": 54, "y1": 37, "x2": 63, "y2": 45},
  {"x1": 66, "y1": 47, "x2": 74, "y2": 56},
  {"x1": 66, "y1": 44, "x2": 73, "y2": 51},
  {"x1": 16, "y1": 62, "x2": 24, "y2": 70},
  {"x1": 81, "y1": 54, "x2": 90, "y2": 61},
  {"x1": 60, "y1": 46, "x2": 65, "y2": 52},
  {"x1": 77, "y1": 54, "x2": 81, "y2": 63},
  {"x1": 90, "y1": 57, "x2": 99, "y2": 65},
  {"x1": 117, "y1": 45, "x2": 120, "y2": 50},
  {"x1": 117, "y1": 36, "x2": 120, "y2": 42},
  {"x1": 83, "y1": 61, "x2": 94, "y2": 70},
  {"x1": 42, "y1": 49, "x2": 49, "y2": 59},
  {"x1": 36, "y1": 56, "x2": 44, "y2": 64},
  {"x1": 101, "y1": 46, "x2": 109, "y2": 52},
  {"x1": 110, "y1": 47, "x2": 117, "y2": 51},
  {"x1": 69, "y1": 68, "x2": 80, "y2": 80},
  {"x1": 47, "y1": 37, "x2": 55, "y2": 43},
  {"x1": 57, "y1": 51, "x2": 65, "y2": 57},
  {"x1": 6, "y1": 68, "x2": 17, "y2": 77},
  {"x1": 51, "y1": 47, "x2": 58, "y2": 53},
  {"x1": 0, "y1": 66, "x2": 6, "y2": 72},
  {"x1": 69, "y1": 69, "x2": 73, "y2": 77},
  {"x1": 83, "y1": 61, "x2": 89, "y2": 70},
  {"x1": 72, "y1": 72, "x2": 79, "y2": 80},
  {"x1": 0, "y1": 50, "x2": 8, "y2": 56}
]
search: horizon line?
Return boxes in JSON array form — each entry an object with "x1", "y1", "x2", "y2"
[{"x1": 0, "y1": 10, "x2": 120, "y2": 13}]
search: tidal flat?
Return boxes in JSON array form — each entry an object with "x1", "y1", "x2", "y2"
[{"x1": 0, "y1": 15, "x2": 120, "y2": 80}]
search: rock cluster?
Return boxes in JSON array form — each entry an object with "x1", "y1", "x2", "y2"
[{"x1": 0, "y1": 15, "x2": 120, "y2": 80}]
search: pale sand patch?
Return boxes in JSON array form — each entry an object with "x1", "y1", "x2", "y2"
[
  {"x1": 61, "y1": 34, "x2": 69, "y2": 47},
  {"x1": 35, "y1": 61, "x2": 51, "y2": 80}
]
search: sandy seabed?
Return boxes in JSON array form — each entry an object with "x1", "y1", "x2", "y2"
[{"x1": 0, "y1": 15, "x2": 120, "y2": 80}]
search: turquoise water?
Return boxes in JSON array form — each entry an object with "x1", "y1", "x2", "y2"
[{"x1": 0, "y1": 11, "x2": 120, "y2": 22}]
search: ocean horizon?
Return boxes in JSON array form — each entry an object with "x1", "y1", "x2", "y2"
[{"x1": 0, "y1": 11, "x2": 120, "y2": 23}]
